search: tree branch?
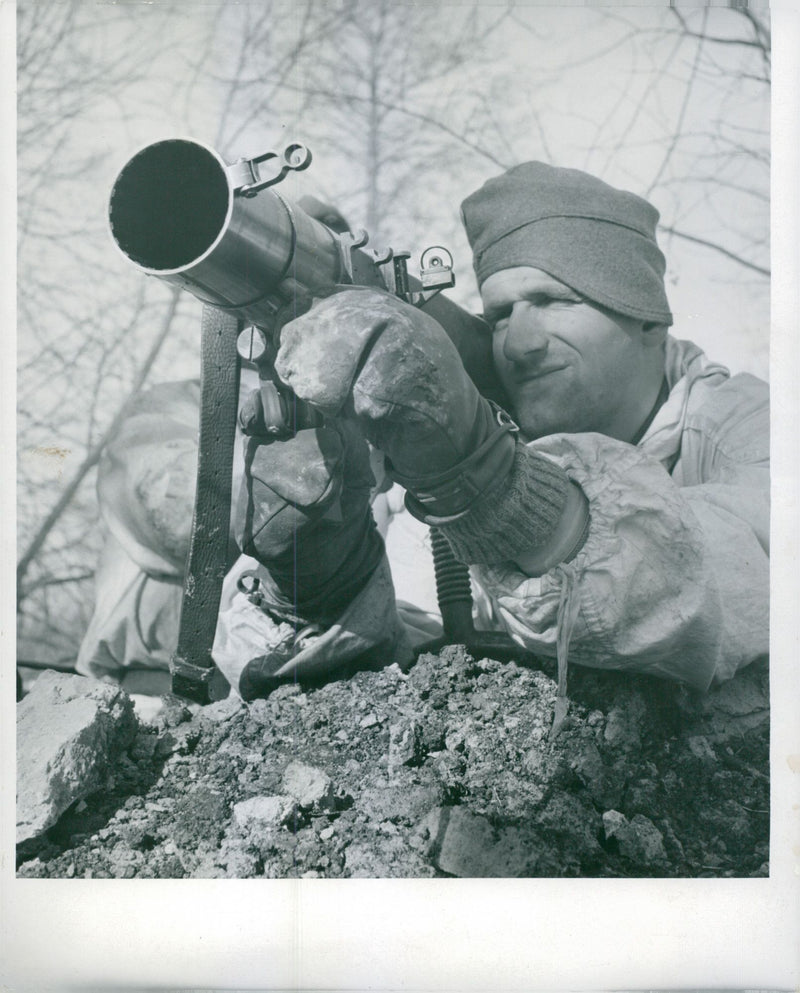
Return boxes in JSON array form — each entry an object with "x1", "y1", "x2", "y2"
[
  {"x1": 646, "y1": 8, "x2": 708, "y2": 197},
  {"x1": 16, "y1": 288, "x2": 183, "y2": 599},
  {"x1": 660, "y1": 225, "x2": 770, "y2": 277}
]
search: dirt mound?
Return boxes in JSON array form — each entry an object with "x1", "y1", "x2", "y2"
[{"x1": 17, "y1": 647, "x2": 769, "y2": 878}]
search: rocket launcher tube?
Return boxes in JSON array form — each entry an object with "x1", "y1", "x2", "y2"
[{"x1": 108, "y1": 136, "x2": 505, "y2": 403}]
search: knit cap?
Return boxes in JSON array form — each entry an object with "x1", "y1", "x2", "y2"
[{"x1": 461, "y1": 162, "x2": 673, "y2": 326}]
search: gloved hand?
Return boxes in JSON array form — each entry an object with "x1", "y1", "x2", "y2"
[
  {"x1": 275, "y1": 287, "x2": 518, "y2": 522},
  {"x1": 234, "y1": 401, "x2": 384, "y2": 625},
  {"x1": 275, "y1": 288, "x2": 585, "y2": 569}
]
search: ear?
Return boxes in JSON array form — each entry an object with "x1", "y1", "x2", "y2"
[{"x1": 641, "y1": 322, "x2": 668, "y2": 347}]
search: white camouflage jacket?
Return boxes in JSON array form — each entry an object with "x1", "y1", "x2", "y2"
[{"x1": 78, "y1": 337, "x2": 769, "y2": 697}]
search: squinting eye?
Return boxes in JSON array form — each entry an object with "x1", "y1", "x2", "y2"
[{"x1": 538, "y1": 294, "x2": 581, "y2": 307}]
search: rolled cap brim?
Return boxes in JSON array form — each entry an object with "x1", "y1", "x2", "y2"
[{"x1": 462, "y1": 161, "x2": 673, "y2": 326}]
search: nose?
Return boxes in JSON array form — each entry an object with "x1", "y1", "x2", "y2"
[{"x1": 501, "y1": 302, "x2": 549, "y2": 365}]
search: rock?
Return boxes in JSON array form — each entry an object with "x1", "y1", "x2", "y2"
[
  {"x1": 623, "y1": 777, "x2": 659, "y2": 815},
  {"x1": 119, "y1": 823, "x2": 155, "y2": 850},
  {"x1": 344, "y1": 837, "x2": 436, "y2": 878},
  {"x1": 430, "y1": 750, "x2": 466, "y2": 791},
  {"x1": 281, "y1": 761, "x2": 335, "y2": 810},
  {"x1": 569, "y1": 741, "x2": 619, "y2": 806},
  {"x1": 570, "y1": 741, "x2": 604, "y2": 783},
  {"x1": 603, "y1": 692, "x2": 645, "y2": 751},
  {"x1": 14, "y1": 644, "x2": 769, "y2": 880},
  {"x1": 603, "y1": 810, "x2": 668, "y2": 866},
  {"x1": 270, "y1": 682, "x2": 303, "y2": 700},
  {"x1": 232, "y1": 795, "x2": 296, "y2": 831},
  {"x1": 536, "y1": 793, "x2": 602, "y2": 861},
  {"x1": 388, "y1": 721, "x2": 423, "y2": 770},
  {"x1": 156, "y1": 696, "x2": 193, "y2": 729},
  {"x1": 444, "y1": 727, "x2": 466, "y2": 752},
  {"x1": 171, "y1": 786, "x2": 228, "y2": 848},
  {"x1": 627, "y1": 814, "x2": 668, "y2": 864},
  {"x1": 201, "y1": 695, "x2": 244, "y2": 724},
  {"x1": 413, "y1": 806, "x2": 539, "y2": 877},
  {"x1": 154, "y1": 733, "x2": 177, "y2": 759},
  {"x1": 358, "y1": 781, "x2": 442, "y2": 825},
  {"x1": 129, "y1": 730, "x2": 158, "y2": 762},
  {"x1": 687, "y1": 735, "x2": 717, "y2": 763},
  {"x1": 17, "y1": 672, "x2": 137, "y2": 844},
  {"x1": 603, "y1": 809, "x2": 629, "y2": 841}
]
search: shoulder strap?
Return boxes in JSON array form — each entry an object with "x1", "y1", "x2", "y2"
[{"x1": 171, "y1": 306, "x2": 241, "y2": 703}]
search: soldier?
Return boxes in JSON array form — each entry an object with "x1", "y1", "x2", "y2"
[{"x1": 78, "y1": 163, "x2": 769, "y2": 702}]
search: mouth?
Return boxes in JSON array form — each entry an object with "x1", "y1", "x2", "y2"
[{"x1": 511, "y1": 365, "x2": 567, "y2": 385}]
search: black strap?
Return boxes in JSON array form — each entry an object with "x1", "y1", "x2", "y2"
[{"x1": 171, "y1": 306, "x2": 241, "y2": 703}]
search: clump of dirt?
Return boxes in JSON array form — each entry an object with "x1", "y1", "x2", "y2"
[{"x1": 17, "y1": 648, "x2": 769, "y2": 878}]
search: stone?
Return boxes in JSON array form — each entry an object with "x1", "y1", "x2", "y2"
[
  {"x1": 569, "y1": 741, "x2": 607, "y2": 800},
  {"x1": 603, "y1": 809, "x2": 629, "y2": 840},
  {"x1": 388, "y1": 721, "x2": 422, "y2": 770},
  {"x1": 627, "y1": 814, "x2": 668, "y2": 864},
  {"x1": 130, "y1": 730, "x2": 158, "y2": 762},
  {"x1": 344, "y1": 838, "x2": 436, "y2": 878},
  {"x1": 687, "y1": 735, "x2": 717, "y2": 763},
  {"x1": 281, "y1": 761, "x2": 335, "y2": 810},
  {"x1": 603, "y1": 694, "x2": 645, "y2": 751},
  {"x1": 430, "y1": 750, "x2": 465, "y2": 789},
  {"x1": 602, "y1": 809, "x2": 668, "y2": 866},
  {"x1": 232, "y1": 795, "x2": 296, "y2": 831},
  {"x1": 171, "y1": 786, "x2": 228, "y2": 848},
  {"x1": 17, "y1": 672, "x2": 137, "y2": 844},
  {"x1": 157, "y1": 696, "x2": 193, "y2": 729},
  {"x1": 270, "y1": 682, "x2": 302, "y2": 700},
  {"x1": 358, "y1": 782, "x2": 441, "y2": 825},
  {"x1": 201, "y1": 694, "x2": 244, "y2": 724},
  {"x1": 119, "y1": 823, "x2": 154, "y2": 850},
  {"x1": 154, "y1": 734, "x2": 177, "y2": 759},
  {"x1": 535, "y1": 793, "x2": 603, "y2": 861},
  {"x1": 412, "y1": 806, "x2": 540, "y2": 877}
]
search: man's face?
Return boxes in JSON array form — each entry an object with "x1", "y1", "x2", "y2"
[{"x1": 482, "y1": 266, "x2": 657, "y2": 441}]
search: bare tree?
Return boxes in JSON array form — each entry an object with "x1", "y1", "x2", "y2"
[
  {"x1": 205, "y1": 0, "x2": 518, "y2": 247},
  {"x1": 16, "y1": 1, "x2": 218, "y2": 665},
  {"x1": 652, "y1": 6, "x2": 770, "y2": 279}
]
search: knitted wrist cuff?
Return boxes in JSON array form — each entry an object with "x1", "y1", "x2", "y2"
[
  {"x1": 390, "y1": 414, "x2": 517, "y2": 520},
  {"x1": 433, "y1": 444, "x2": 571, "y2": 564}
]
